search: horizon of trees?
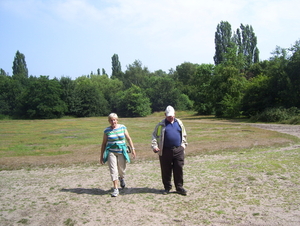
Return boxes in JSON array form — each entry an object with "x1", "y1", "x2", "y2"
[{"x1": 1, "y1": 21, "x2": 300, "y2": 120}]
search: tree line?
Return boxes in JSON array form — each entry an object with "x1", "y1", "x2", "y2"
[{"x1": 1, "y1": 21, "x2": 300, "y2": 121}]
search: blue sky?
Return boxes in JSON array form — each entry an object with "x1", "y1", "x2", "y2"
[{"x1": 1, "y1": 0, "x2": 299, "y2": 79}]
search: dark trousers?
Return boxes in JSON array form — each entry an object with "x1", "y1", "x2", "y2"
[{"x1": 159, "y1": 146, "x2": 184, "y2": 191}]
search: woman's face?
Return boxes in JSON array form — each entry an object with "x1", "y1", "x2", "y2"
[{"x1": 109, "y1": 117, "x2": 118, "y2": 128}]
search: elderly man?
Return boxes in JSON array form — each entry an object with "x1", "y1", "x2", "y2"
[{"x1": 151, "y1": 105, "x2": 188, "y2": 195}]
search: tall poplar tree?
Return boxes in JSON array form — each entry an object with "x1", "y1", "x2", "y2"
[
  {"x1": 213, "y1": 21, "x2": 234, "y2": 65},
  {"x1": 235, "y1": 24, "x2": 260, "y2": 68},
  {"x1": 12, "y1": 50, "x2": 28, "y2": 78},
  {"x1": 111, "y1": 54, "x2": 122, "y2": 78}
]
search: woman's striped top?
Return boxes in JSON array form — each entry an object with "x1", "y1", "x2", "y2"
[{"x1": 104, "y1": 124, "x2": 126, "y2": 153}]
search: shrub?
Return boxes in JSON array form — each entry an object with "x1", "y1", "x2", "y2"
[{"x1": 250, "y1": 107, "x2": 300, "y2": 123}]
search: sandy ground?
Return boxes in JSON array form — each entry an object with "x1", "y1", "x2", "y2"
[{"x1": 0, "y1": 123, "x2": 300, "y2": 226}]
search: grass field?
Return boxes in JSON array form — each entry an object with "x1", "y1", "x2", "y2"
[
  {"x1": 1, "y1": 112, "x2": 300, "y2": 225},
  {"x1": 0, "y1": 111, "x2": 299, "y2": 170}
]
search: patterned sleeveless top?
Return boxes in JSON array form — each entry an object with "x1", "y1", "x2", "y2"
[{"x1": 104, "y1": 124, "x2": 126, "y2": 153}]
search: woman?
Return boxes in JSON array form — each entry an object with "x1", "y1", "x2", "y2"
[{"x1": 100, "y1": 113, "x2": 136, "y2": 197}]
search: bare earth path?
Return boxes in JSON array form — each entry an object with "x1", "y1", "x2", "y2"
[{"x1": 1, "y1": 123, "x2": 300, "y2": 226}]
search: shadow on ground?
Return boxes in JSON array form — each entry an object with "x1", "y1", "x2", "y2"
[{"x1": 60, "y1": 187, "x2": 162, "y2": 195}]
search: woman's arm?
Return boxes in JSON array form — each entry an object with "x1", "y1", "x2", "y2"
[
  {"x1": 100, "y1": 133, "x2": 108, "y2": 164},
  {"x1": 125, "y1": 129, "x2": 136, "y2": 159}
]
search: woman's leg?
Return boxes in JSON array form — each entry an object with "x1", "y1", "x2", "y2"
[{"x1": 108, "y1": 152, "x2": 119, "y2": 189}]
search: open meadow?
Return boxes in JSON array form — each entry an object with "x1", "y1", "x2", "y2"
[{"x1": 1, "y1": 112, "x2": 300, "y2": 225}]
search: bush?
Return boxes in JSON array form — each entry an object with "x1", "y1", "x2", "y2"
[{"x1": 250, "y1": 107, "x2": 300, "y2": 123}]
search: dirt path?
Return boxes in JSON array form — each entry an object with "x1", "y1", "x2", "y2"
[
  {"x1": 248, "y1": 123, "x2": 300, "y2": 138},
  {"x1": 0, "y1": 123, "x2": 300, "y2": 226}
]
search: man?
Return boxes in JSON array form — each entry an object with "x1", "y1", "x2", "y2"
[{"x1": 151, "y1": 105, "x2": 188, "y2": 195}]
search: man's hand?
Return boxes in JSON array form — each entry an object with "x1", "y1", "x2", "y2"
[{"x1": 153, "y1": 147, "x2": 159, "y2": 153}]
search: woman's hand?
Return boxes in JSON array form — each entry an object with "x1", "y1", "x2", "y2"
[
  {"x1": 132, "y1": 149, "x2": 136, "y2": 159},
  {"x1": 99, "y1": 156, "x2": 104, "y2": 165}
]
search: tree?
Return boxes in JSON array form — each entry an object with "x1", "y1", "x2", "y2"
[
  {"x1": 123, "y1": 60, "x2": 150, "y2": 89},
  {"x1": 111, "y1": 54, "x2": 122, "y2": 78},
  {"x1": 89, "y1": 74, "x2": 124, "y2": 112},
  {"x1": 102, "y1": 68, "x2": 107, "y2": 76},
  {"x1": 19, "y1": 76, "x2": 67, "y2": 119},
  {"x1": 190, "y1": 64, "x2": 215, "y2": 115},
  {"x1": 235, "y1": 24, "x2": 260, "y2": 68},
  {"x1": 212, "y1": 65, "x2": 247, "y2": 117},
  {"x1": 12, "y1": 51, "x2": 28, "y2": 85},
  {"x1": 287, "y1": 40, "x2": 300, "y2": 107},
  {"x1": 145, "y1": 76, "x2": 191, "y2": 112},
  {"x1": 0, "y1": 68, "x2": 7, "y2": 76},
  {"x1": 59, "y1": 76, "x2": 81, "y2": 116},
  {"x1": 73, "y1": 76, "x2": 109, "y2": 117},
  {"x1": 174, "y1": 62, "x2": 199, "y2": 96},
  {"x1": 214, "y1": 21, "x2": 234, "y2": 65},
  {"x1": 115, "y1": 85, "x2": 151, "y2": 117},
  {"x1": 241, "y1": 74, "x2": 271, "y2": 116},
  {"x1": 0, "y1": 74, "x2": 11, "y2": 115}
]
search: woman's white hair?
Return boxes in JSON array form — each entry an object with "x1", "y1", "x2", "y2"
[{"x1": 108, "y1": 113, "x2": 118, "y2": 120}]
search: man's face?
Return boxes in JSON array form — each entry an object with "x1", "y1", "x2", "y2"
[{"x1": 166, "y1": 115, "x2": 175, "y2": 123}]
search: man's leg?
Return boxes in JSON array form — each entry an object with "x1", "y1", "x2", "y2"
[
  {"x1": 159, "y1": 148, "x2": 173, "y2": 191},
  {"x1": 173, "y1": 146, "x2": 185, "y2": 191}
]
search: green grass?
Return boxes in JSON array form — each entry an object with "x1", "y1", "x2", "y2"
[{"x1": 0, "y1": 111, "x2": 299, "y2": 170}]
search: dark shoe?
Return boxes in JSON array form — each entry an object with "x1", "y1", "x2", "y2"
[
  {"x1": 162, "y1": 190, "x2": 170, "y2": 195},
  {"x1": 177, "y1": 188, "x2": 187, "y2": 196},
  {"x1": 119, "y1": 177, "x2": 125, "y2": 189}
]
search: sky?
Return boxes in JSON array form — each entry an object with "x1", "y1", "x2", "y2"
[{"x1": 1, "y1": 0, "x2": 299, "y2": 79}]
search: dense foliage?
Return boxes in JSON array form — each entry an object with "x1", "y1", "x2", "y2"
[{"x1": 1, "y1": 21, "x2": 299, "y2": 121}]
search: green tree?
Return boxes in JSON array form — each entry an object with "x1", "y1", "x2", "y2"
[
  {"x1": 111, "y1": 53, "x2": 122, "y2": 78},
  {"x1": 12, "y1": 51, "x2": 28, "y2": 85},
  {"x1": 287, "y1": 40, "x2": 300, "y2": 107},
  {"x1": 190, "y1": 64, "x2": 215, "y2": 115},
  {"x1": 266, "y1": 47, "x2": 292, "y2": 108},
  {"x1": 122, "y1": 60, "x2": 150, "y2": 89},
  {"x1": 145, "y1": 76, "x2": 190, "y2": 112},
  {"x1": 59, "y1": 76, "x2": 81, "y2": 116},
  {"x1": 212, "y1": 65, "x2": 247, "y2": 117},
  {"x1": 19, "y1": 76, "x2": 67, "y2": 119},
  {"x1": 0, "y1": 74, "x2": 11, "y2": 115},
  {"x1": 73, "y1": 76, "x2": 109, "y2": 117},
  {"x1": 174, "y1": 62, "x2": 199, "y2": 96},
  {"x1": 214, "y1": 21, "x2": 234, "y2": 65},
  {"x1": 0, "y1": 74, "x2": 24, "y2": 116},
  {"x1": 241, "y1": 74, "x2": 271, "y2": 116},
  {"x1": 235, "y1": 24, "x2": 260, "y2": 68},
  {"x1": 115, "y1": 85, "x2": 151, "y2": 117},
  {"x1": 89, "y1": 74, "x2": 124, "y2": 111},
  {"x1": 0, "y1": 68, "x2": 7, "y2": 76}
]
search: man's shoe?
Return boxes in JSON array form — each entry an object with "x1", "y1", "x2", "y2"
[
  {"x1": 162, "y1": 190, "x2": 170, "y2": 195},
  {"x1": 111, "y1": 188, "x2": 119, "y2": 197},
  {"x1": 119, "y1": 177, "x2": 125, "y2": 189},
  {"x1": 177, "y1": 188, "x2": 187, "y2": 196}
]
